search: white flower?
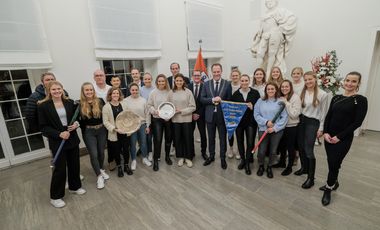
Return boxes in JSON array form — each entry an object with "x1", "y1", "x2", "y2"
[{"x1": 330, "y1": 78, "x2": 336, "y2": 83}]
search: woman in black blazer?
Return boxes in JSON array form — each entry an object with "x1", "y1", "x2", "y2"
[
  {"x1": 231, "y1": 74, "x2": 261, "y2": 175},
  {"x1": 38, "y1": 81, "x2": 85, "y2": 208}
]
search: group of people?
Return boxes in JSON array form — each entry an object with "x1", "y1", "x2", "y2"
[{"x1": 26, "y1": 62, "x2": 368, "y2": 208}]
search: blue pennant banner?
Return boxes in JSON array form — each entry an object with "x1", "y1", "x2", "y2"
[{"x1": 221, "y1": 101, "x2": 248, "y2": 140}]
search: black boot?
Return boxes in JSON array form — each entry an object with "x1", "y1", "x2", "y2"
[
  {"x1": 124, "y1": 164, "x2": 133, "y2": 175},
  {"x1": 257, "y1": 165, "x2": 264, "y2": 176},
  {"x1": 237, "y1": 159, "x2": 245, "y2": 170},
  {"x1": 153, "y1": 160, "x2": 159, "y2": 171},
  {"x1": 281, "y1": 167, "x2": 292, "y2": 176},
  {"x1": 245, "y1": 162, "x2": 251, "y2": 175},
  {"x1": 165, "y1": 152, "x2": 173, "y2": 165},
  {"x1": 266, "y1": 166, "x2": 273, "y2": 178},
  {"x1": 302, "y1": 159, "x2": 315, "y2": 189},
  {"x1": 294, "y1": 157, "x2": 309, "y2": 176},
  {"x1": 272, "y1": 153, "x2": 286, "y2": 168},
  {"x1": 319, "y1": 181, "x2": 339, "y2": 191},
  {"x1": 322, "y1": 188, "x2": 332, "y2": 206},
  {"x1": 117, "y1": 166, "x2": 124, "y2": 177}
]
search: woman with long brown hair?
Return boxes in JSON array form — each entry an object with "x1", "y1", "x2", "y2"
[
  {"x1": 38, "y1": 81, "x2": 85, "y2": 208},
  {"x1": 267, "y1": 66, "x2": 284, "y2": 87},
  {"x1": 252, "y1": 68, "x2": 267, "y2": 98}
]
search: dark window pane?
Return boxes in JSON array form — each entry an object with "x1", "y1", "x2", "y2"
[
  {"x1": 0, "y1": 70, "x2": 10, "y2": 81},
  {"x1": 14, "y1": 81, "x2": 31, "y2": 99},
  {"x1": 0, "y1": 82, "x2": 15, "y2": 101},
  {"x1": 11, "y1": 137, "x2": 29, "y2": 155},
  {"x1": 11, "y1": 70, "x2": 28, "y2": 80},
  {"x1": 6, "y1": 119, "x2": 25, "y2": 138},
  {"x1": 1, "y1": 101, "x2": 20, "y2": 119},
  {"x1": 0, "y1": 142, "x2": 4, "y2": 159},
  {"x1": 19, "y1": 99, "x2": 27, "y2": 118},
  {"x1": 131, "y1": 60, "x2": 143, "y2": 72},
  {"x1": 113, "y1": 60, "x2": 124, "y2": 74},
  {"x1": 103, "y1": 60, "x2": 113, "y2": 74},
  {"x1": 28, "y1": 134, "x2": 45, "y2": 151}
]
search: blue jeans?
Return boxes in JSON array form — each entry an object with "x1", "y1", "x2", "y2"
[
  {"x1": 130, "y1": 124, "x2": 148, "y2": 160},
  {"x1": 83, "y1": 126, "x2": 107, "y2": 175}
]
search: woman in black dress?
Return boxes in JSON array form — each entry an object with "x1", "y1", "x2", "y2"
[{"x1": 321, "y1": 71, "x2": 368, "y2": 206}]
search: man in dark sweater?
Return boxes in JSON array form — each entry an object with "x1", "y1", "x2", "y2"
[{"x1": 167, "y1": 63, "x2": 190, "y2": 89}]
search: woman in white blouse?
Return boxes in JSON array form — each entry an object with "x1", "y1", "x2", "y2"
[{"x1": 296, "y1": 71, "x2": 328, "y2": 189}]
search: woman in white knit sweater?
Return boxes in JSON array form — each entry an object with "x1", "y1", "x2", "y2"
[
  {"x1": 124, "y1": 83, "x2": 152, "y2": 170},
  {"x1": 168, "y1": 73, "x2": 196, "y2": 167},
  {"x1": 147, "y1": 74, "x2": 172, "y2": 171}
]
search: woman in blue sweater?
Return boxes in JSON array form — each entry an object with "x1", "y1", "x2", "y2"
[{"x1": 254, "y1": 82, "x2": 288, "y2": 178}]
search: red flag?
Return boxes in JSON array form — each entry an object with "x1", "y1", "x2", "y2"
[{"x1": 194, "y1": 48, "x2": 208, "y2": 81}]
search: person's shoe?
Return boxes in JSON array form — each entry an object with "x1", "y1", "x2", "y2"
[
  {"x1": 201, "y1": 153, "x2": 208, "y2": 161},
  {"x1": 178, "y1": 158, "x2": 184, "y2": 167},
  {"x1": 245, "y1": 163, "x2": 251, "y2": 175},
  {"x1": 165, "y1": 156, "x2": 173, "y2": 165},
  {"x1": 124, "y1": 164, "x2": 133, "y2": 175},
  {"x1": 235, "y1": 154, "x2": 241, "y2": 160},
  {"x1": 319, "y1": 182, "x2": 340, "y2": 191},
  {"x1": 294, "y1": 167, "x2": 307, "y2": 176},
  {"x1": 109, "y1": 161, "x2": 117, "y2": 171},
  {"x1": 80, "y1": 174, "x2": 85, "y2": 181},
  {"x1": 50, "y1": 199, "x2": 66, "y2": 208},
  {"x1": 322, "y1": 188, "x2": 332, "y2": 206},
  {"x1": 69, "y1": 188, "x2": 86, "y2": 195},
  {"x1": 203, "y1": 157, "x2": 215, "y2": 166},
  {"x1": 221, "y1": 159, "x2": 227, "y2": 170},
  {"x1": 302, "y1": 178, "x2": 314, "y2": 189},
  {"x1": 266, "y1": 166, "x2": 273, "y2": 179},
  {"x1": 131, "y1": 160, "x2": 137, "y2": 171},
  {"x1": 237, "y1": 160, "x2": 245, "y2": 170},
  {"x1": 272, "y1": 161, "x2": 286, "y2": 168},
  {"x1": 281, "y1": 167, "x2": 292, "y2": 176},
  {"x1": 97, "y1": 175, "x2": 105, "y2": 189},
  {"x1": 185, "y1": 159, "x2": 193, "y2": 168},
  {"x1": 143, "y1": 158, "x2": 152, "y2": 167},
  {"x1": 195, "y1": 138, "x2": 201, "y2": 143},
  {"x1": 227, "y1": 147, "x2": 234, "y2": 158},
  {"x1": 117, "y1": 166, "x2": 124, "y2": 177},
  {"x1": 153, "y1": 160, "x2": 159, "y2": 171},
  {"x1": 257, "y1": 165, "x2": 264, "y2": 176},
  {"x1": 100, "y1": 169, "x2": 110, "y2": 180},
  {"x1": 148, "y1": 152, "x2": 153, "y2": 162}
]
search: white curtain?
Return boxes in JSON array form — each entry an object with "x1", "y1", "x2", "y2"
[
  {"x1": 0, "y1": 0, "x2": 52, "y2": 69},
  {"x1": 88, "y1": 0, "x2": 161, "y2": 59},
  {"x1": 185, "y1": 1, "x2": 223, "y2": 52}
]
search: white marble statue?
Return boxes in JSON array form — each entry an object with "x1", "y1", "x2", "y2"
[{"x1": 251, "y1": 0, "x2": 297, "y2": 75}]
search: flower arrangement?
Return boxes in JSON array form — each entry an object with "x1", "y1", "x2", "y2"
[{"x1": 311, "y1": 50, "x2": 342, "y2": 95}]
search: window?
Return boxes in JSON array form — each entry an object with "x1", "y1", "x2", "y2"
[
  {"x1": 101, "y1": 60, "x2": 144, "y2": 90},
  {"x1": 188, "y1": 59, "x2": 208, "y2": 78},
  {"x1": 0, "y1": 70, "x2": 45, "y2": 155}
]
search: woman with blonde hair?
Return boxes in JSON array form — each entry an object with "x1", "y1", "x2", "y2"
[
  {"x1": 228, "y1": 69, "x2": 242, "y2": 159},
  {"x1": 290, "y1": 67, "x2": 304, "y2": 95},
  {"x1": 252, "y1": 68, "x2": 267, "y2": 97},
  {"x1": 268, "y1": 66, "x2": 284, "y2": 87},
  {"x1": 79, "y1": 82, "x2": 109, "y2": 189},
  {"x1": 38, "y1": 81, "x2": 85, "y2": 208}
]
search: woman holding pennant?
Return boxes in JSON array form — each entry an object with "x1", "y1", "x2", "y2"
[
  {"x1": 254, "y1": 82, "x2": 288, "y2": 178},
  {"x1": 38, "y1": 81, "x2": 85, "y2": 208},
  {"x1": 231, "y1": 74, "x2": 260, "y2": 175}
]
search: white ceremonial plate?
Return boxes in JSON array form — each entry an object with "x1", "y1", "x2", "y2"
[
  {"x1": 158, "y1": 102, "x2": 176, "y2": 120},
  {"x1": 115, "y1": 110, "x2": 141, "y2": 135}
]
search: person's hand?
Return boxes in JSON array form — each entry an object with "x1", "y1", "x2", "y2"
[
  {"x1": 145, "y1": 127, "x2": 150, "y2": 134},
  {"x1": 192, "y1": 113, "x2": 200, "y2": 121},
  {"x1": 59, "y1": 131, "x2": 70, "y2": 140},
  {"x1": 330, "y1": 136, "x2": 340, "y2": 144},
  {"x1": 213, "y1": 96, "x2": 221, "y2": 103},
  {"x1": 267, "y1": 127, "x2": 275, "y2": 133},
  {"x1": 67, "y1": 123, "x2": 78, "y2": 132},
  {"x1": 266, "y1": 121, "x2": 274, "y2": 128},
  {"x1": 114, "y1": 128, "x2": 124, "y2": 134},
  {"x1": 175, "y1": 109, "x2": 181, "y2": 114},
  {"x1": 153, "y1": 109, "x2": 159, "y2": 116},
  {"x1": 247, "y1": 102, "x2": 253, "y2": 110},
  {"x1": 323, "y1": 133, "x2": 332, "y2": 143},
  {"x1": 317, "y1": 130, "x2": 323, "y2": 138}
]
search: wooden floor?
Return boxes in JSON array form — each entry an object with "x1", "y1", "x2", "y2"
[{"x1": 1, "y1": 131, "x2": 380, "y2": 230}]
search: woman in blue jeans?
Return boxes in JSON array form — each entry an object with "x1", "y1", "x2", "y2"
[
  {"x1": 79, "y1": 82, "x2": 109, "y2": 189},
  {"x1": 124, "y1": 83, "x2": 152, "y2": 170},
  {"x1": 254, "y1": 82, "x2": 288, "y2": 178}
]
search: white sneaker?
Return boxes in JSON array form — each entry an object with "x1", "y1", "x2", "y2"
[
  {"x1": 97, "y1": 176, "x2": 105, "y2": 189},
  {"x1": 148, "y1": 152, "x2": 153, "y2": 161},
  {"x1": 50, "y1": 199, "x2": 66, "y2": 208},
  {"x1": 131, "y1": 160, "x2": 137, "y2": 171},
  {"x1": 170, "y1": 148, "x2": 175, "y2": 156},
  {"x1": 235, "y1": 154, "x2": 241, "y2": 160},
  {"x1": 227, "y1": 147, "x2": 234, "y2": 158},
  {"x1": 185, "y1": 159, "x2": 193, "y2": 168},
  {"x1": 100, "y1": 169, "x2": 110, "y2": 180},
  {"x1": 178, "y1": 158, "x2": 184, "y2": 167},
  {"x1": 69, "y1": 188, "x2": 86, "y2": 195},
  {"x1": 195, "y1": 138, "x2": 201, "y2": 143},
  {"x1": 143, "y1": 158, "x2": 152, "y2": 167},
  {"x1": 80, "y1": 174, "x2": 84, "y2": 181}
]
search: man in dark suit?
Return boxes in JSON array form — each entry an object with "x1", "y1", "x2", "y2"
[
  {"x1": 200, "y1": 63, "x2": 231, "y2": 169},
  {"x1": 189, "y1": 70, "x2": 207, "y2": 161},
  {"x1": 167, "y1": 63, "x2": 190, "y2": 89}
]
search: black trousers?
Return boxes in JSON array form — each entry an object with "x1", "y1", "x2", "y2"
[
  {"x1": 206, "y1": 117, "x2": 227, "y2": 159},
  {"x1": 279, "y1": 126, "x2": 298, "y2": 166},
  {"x1": 191, "y1": 118, "x2": 207, "y2": 157},
  {"x1": 173, "y1": 122, "x2": 192, "y2": 160},
  {"x1": 298, "y1": 116, "x2": 319, "y2": 161},
  {"x1": 235, "y1": 124, "x2": 256, "y2": 160},
  {"x1": 51, "y1": 146, "x2": 81, "y2": 199},
  {"x1": 108, "y1": 134, "x2": 130, "y2": 166},
  {"x1": 229, "y1": 135, "x2": 234, "y2": 147},
  {"x1": 152, "y1": 117, "x2": 172, "y2": 160},
  {"x1": 324, "y1": 135, "x2": 353, "y2": 186}
]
